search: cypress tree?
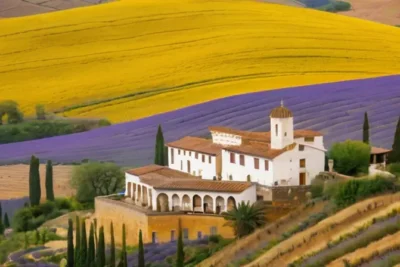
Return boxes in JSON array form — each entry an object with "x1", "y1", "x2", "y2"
[
  {"x1": 4, "y1": 213, "x2": 10, "y2": 228},
  {"x1": 87, "y1": 223, "x2": 95, "y2": 267},
  {"x1": 154, "y1": 125, "x2": 165, "y2": 165},
  {"x1": 389, "y1": 116, "x2": 400, "y2": 163},
  {"x1": 176, "y1": 219, "x2": 185, "y2": 267},
  {"x1": 45, "y1": 160, "x2": 55, "y2": 201},
  {"x1": 363, "y1": 112, "x2": 370, "y2": 144},
  {"x1": 24, "y1": 232, "x2": 29, "y2": 249},
  {"x1": 29, "y1": 156, "x2": 41, "y2": 206},
  {"x1": 67, "y1": 218, "x2": 74, "y2": 267},
  {"x1": 119, "y1": 224, "x2": 127, "y2": 267},
  {"x1": 80, "y1": 220, "x2": 87, "y2": 267},
  {"x1": 138, "y1": 229, "x2": 145, "y2": 267},
  {"x1": 0, "y1": 219, "x2": 4, "y2": 236},
  {"x1": 96, "y1": 226, "x2": 105, "y2": 267},
  {"x1": 35, "y1": 229, "x2": 40, "y2": 245},
  {"x1": 110, "y1": 222, "x2": 116, "y2": 267},
  {"x1": 75, "y1": 216, "x2": 81, "y2": 267},
  {"x1": 0, "y1": 201, "x2": 2, "y2": 220}
]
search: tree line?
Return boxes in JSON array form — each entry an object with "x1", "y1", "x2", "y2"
[{"x1": 66, "y1": 217, "x2": 185, "y2": 267}]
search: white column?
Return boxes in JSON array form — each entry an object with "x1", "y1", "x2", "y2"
[
  {"x1": 135, "y1": 184, "x2": 138, "y2": 203},
  {"x1": 125, "y1": 181, "x2": 129, "y2": 196}
]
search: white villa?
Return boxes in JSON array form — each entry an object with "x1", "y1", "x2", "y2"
[{"x1": 124, "y1": 102, "x2": 326, "y2": 214}]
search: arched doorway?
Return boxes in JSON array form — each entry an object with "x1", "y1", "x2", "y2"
[
  {"x1": 172, "y1": 194, "x2": 180, "y2": 211},
  {"x1": 157, "y1": 193, "x2": 169, "y2": 212},
  {"x1": 216, "y1": 196, "x2": 224, "y2": 214},
  {"x1": 203, "y1": 195, "x2": 213, "y2": 213},
  {"x1": 182, "y1": 195, "x2": 191, "y2": 211},
  {"x1": 193, "y1": 195, "x2": 202, "y2": 212},
  {"x1": 227, "y1": 196, "x2": 236, "y2": 211}
]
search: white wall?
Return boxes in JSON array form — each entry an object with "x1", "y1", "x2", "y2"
[
  {"x1": 221, "y1": 149, "x2": 274, "y2": 186},
  {"x1": 167, "y1": 147, "x2": 217, "y2": 179},
  {"x1": 295, "y1": 136, "x2": 325, "y2": 150},
  {"x1": 211, "y1": 131, "x2": 242, "y2": 146},
  {"x1": 270, "y1": 117, "x2": 294, "y2": 149},
  {"x1": 273, "y1": 144, "x2": 325, "y2": 186},
  {"x1": 152, "y1": 185, "x2": 257, "y2": 212}
]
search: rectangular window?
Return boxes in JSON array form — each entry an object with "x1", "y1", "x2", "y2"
[
  {"x1": 183, "y1": 228, "x2": 189, "y2": 240},
  {"x1": 300, "y1": 159, "x2": 306, "y2": 168},
  {"x1": 180, "y1": 161, "x2": 183, "y2": 170},
  {"x1": 171, "y1": 148, "x2": 174, "y2": 164},
  {"x1": 305, "y1": 137, "x2": 315, "y2": 142},
  {"x1": 230, "y1": 153, "x2": 235, "y2": 163},
  {"x1": 170, "y1": 230, "x2": 176, "y2": 242},
  {"x1": 197, "y1": 231, "x2": 202, "y2": 239},
  {"x1": 195, "y1": 152, "x2": 198, "y2": 159},
  {"x1": 209, "y1": 156, "x2": 212, "y2": 163},
  {"x1": 183, "y1": 150, "x2": 186, "y2": 155},
  {"x1": 178, "y1": 149, "x2": 181, "y2": 155},
  {"x1": 210, "y1": 226, "x2": 217, "y2": 236},
  {"x1": 254, "y1": 158, "x2": 259, "y2": 169},
  {"x1": 299, "y1": 145, "x2": 305, "y2": 151},
  {"x1": 240, "y1": 155, "x2": 245, "y2": 166},
  {"x1": 189, "y1": 151, "x2": 191, "y2": 156},
  {"x1": 265, "y1": 160, "x2": 269, "y2": 171},
  {"x1": 152, "y1": 232, "x2": 158, "y2": 244},
  {"x1": 202, "y1": 154, "x2": 205, "y2": 162}
]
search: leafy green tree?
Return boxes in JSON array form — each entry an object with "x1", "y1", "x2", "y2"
[
  {"x1": 363, "y1": 112, "x2": 369, "y2": 144},
  {"x1": 71, "y1": 162, "x2": 124, "y2": 203},
  {"x1": 29, "y1": 155, "x2": 41, "y2": 206},
  {"x1": 329, "y1": 140, "x2": 370, "y2": 176},
  {"x1": 4, "y1": 213, "x2": 10, "y2": 228},
  {"x1": 96, "y1": 226, "x2": 105, "y2": 267},
  {"x1": 67, "y1": 218, "x2": 74, "y2": 267},
  {"x1": 75, "y1": 216, "x2": 81, "y2": 267},
  {"x1": 87, "y1": 223, "x2": 95, "y2": 267},
  {"x1": 110, "y1": 222, "x2": 116, "y2": 267},
  {"x1": 138, "y1": 229, "x2": 145, "y2": 267},
  {"x1": 80, "y1": 219, "x2": 87, "y2": 267},
  {"x1": 12, "y1": 207, "x2": 33, "y2": 232},
  {"x1": 176, "y1": 219, "x2": 185, "y2": 267},
  {"x1": 389, "y1": 116, "x2": 400, "y2": 163},
  {"x1": 35, "y1": 104, "x2": 46, "y2": 120},
  {"x1": 222, "y1": 201, "x2": 267, "y2": 238},
  {"x1": 46, "y1": 160, "x2": 55, "y2": 201},
  {"x1": 0, "y1": 100, "x2": 23, "y2": 124},
  {"x1": 154, "y1": 124, "x2": 165, "y2": 165},
  {"x1": 35, "y1": 229, "x2": 40, "y2": 245}
]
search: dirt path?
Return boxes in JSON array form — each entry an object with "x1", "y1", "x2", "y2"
[{"x1": 246, "y1": 193, "x2": 400, "y2": 267}]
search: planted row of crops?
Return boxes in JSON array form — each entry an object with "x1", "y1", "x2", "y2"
[
  {"x1": 0, "y1": 75, "x2": 399, "y2": 167},
  {"x1": 290, "y1": 209, "x2": 400, "y2": 267}
]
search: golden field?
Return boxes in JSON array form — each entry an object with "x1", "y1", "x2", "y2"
[{"x1": 1, "y1": 0, "x2": 400, "y2": 122}]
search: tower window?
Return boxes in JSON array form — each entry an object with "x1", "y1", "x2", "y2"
[
  {"x1": 285, "y1": 132, "x2": 287, "y2": 137},
  {"x1": 275, "y1": 124, "x2": 278, "y2": 136}
]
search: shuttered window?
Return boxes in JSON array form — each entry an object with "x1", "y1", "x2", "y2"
[
  {"x1": 240, "y1": 155, "x2": 245, "y2": 166},
  {"x1": 230, "y1": 153, "x2": 235, "y2": 163},
  {"x1": 254, "y1": 158, "x2": 259, "y2": 169},
  {"x1": 265, "y1": 160, "x2": 269, "y2": 171}
]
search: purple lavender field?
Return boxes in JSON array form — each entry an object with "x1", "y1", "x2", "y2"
[
  {"x1": 0, "y1": 75, "x2": 399, "y2": 167},
  {"x1": 0, "y1": 197, "x2": 29, "y2": 223}
]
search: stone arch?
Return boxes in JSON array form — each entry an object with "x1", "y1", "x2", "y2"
[
  {"x1": 157, "y1": 193, "x2": 169, "y2": 212},
  {"x1": 216, "y1": 196, "x2": 224, "y2": 214},
  {"x1": 227, "y1": 196, "x2": 236, "y2": 211},
  {"x1": 172, "y1": 194, "x2": 180, "y2": 211},
  {"x1": 193, "y1": 195, "x2": 202, "y2": 212},
  {"x1": 182, "y1": 195, "x2": 191, "y2": 211},
  {"x1": 203, "y1": 195, "x2": 214, "y2": 213},
  {"x1": 247, "y1": 175, "x2": 251, "y2": 182}
]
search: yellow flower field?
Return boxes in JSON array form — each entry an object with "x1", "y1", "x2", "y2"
[{"x1": 1, "y1": 0, "x2": 400, "y2": 122}]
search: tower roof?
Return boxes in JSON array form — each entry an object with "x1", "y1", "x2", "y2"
[{"x1": 270, "y1": 100, "x2": 293, "y2": 118}]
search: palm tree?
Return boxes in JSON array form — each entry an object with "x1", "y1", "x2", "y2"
[{"x1": 222, "y1": 201, "x2": 267, "y2": 238}]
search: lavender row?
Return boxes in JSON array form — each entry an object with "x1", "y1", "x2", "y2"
[{"x1": 0, "y1": 75, "x2": 399, "y2": 167}]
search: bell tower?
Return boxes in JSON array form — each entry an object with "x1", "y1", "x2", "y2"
[{"x1": 269, "y1": 100, "x2": 294, "y2": 149}]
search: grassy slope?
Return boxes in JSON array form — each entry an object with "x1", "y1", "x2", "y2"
[{"x1": 1, "y1": 0, "x2": 400, "y2": 123}]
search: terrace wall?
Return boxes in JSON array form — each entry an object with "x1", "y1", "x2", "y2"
[{"x1": 94, "y1": 196, "x2": 233, "y2": 246}]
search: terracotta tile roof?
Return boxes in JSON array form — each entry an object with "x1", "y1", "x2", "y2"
[
  {"x1": 371, "y1": 146, "x2": 392, "y2": 155},
  {"x1": 128, "y1": 165, "x2": 252, "y2": 193},
  {"x1": 166, "y1": 136, "x2": 223, "y2": 155},
  {"x1": 270, "y1": 106, "x2": 293, "y2": 118},
  {"x1": 224, "y1": 142, "x2": 297, "y2": 159}
]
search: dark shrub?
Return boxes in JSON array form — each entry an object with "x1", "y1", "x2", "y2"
[
  {"x1": 208, "y1": 235, "x2": 221, "y2": 243},
  {"x1": 12, "y1": 208, "x2": 34, "y2": 232}
]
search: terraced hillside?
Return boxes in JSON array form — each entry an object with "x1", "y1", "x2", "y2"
[
  {"x1": 1, "y1": 0, "x2": 400, "y2": 122},
  {"x1": 237, "y1": 193, "x2": 400, "y2": 267},
  {"x1": 0, "y1": 75, "x2": 398, "y2": 166}
]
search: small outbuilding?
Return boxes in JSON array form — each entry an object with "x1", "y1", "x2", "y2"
[{"x1": 370, "y1": 146, "x2": 391, "y2": 167}]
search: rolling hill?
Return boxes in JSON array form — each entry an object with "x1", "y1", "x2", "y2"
[
  {"x1": 1, "y1": 0, "x2": 400, "y2": 123},
  {"x1": 0, "y1": 75, "x2": 398, "y2": 167}
]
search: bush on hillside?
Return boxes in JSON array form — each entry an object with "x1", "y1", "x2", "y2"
[
  {"x1": 329, "y1": 140, "x2": 370, "y2": 176},
  {"x1": 333, "y1": 177, "x2": 395, "y2": 208},
  {"x1": 318, "y1": 0, "x2": 351, "y2": 12},
  {"x1": 310, "y1": 178, "x2": 324, "y2": 198},
  {"x1": 71, "y1": 162, "x2": 124, "y2": 203},
  {"x1": 389, "y1": 163, "x2": 400, "y2": 177}
]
